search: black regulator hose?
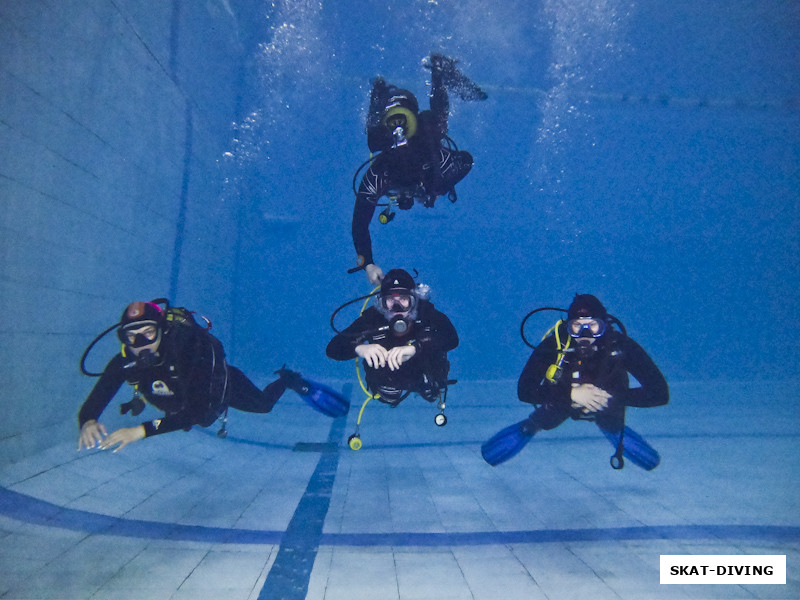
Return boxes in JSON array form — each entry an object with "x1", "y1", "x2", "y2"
[
  {"x1": 520, "y1": 307, "x2": 567, "y2": 349},
  {"x1": 329, "y1": 291, "x2": 381, "y2": 334},
  {"x1": 520, "y1": 307, "x2": 628, "y2": 348},
  {"x1": 606, "y1": 315, "x2": 627, "y2": 337},
  {"x1": 79, "y1": 321, "x2": 122, "y2": 377},
  {"x1": 79, "y1": 298, "x2": 173, "y2": 377}
]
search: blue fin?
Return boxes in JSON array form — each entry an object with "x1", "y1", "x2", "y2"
[
  {"x1": 481, "y1": 421, "x2": 534, "y2": 466},
  {"x1": 298, "y1": 379, "x2": 350, "y2": 418},
  {"x1": 600, "y1": 425, "x2": 660, "y2": 471}
]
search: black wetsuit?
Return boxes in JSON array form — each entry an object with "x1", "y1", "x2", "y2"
[
  {"x1": 78, "y1": 324, "x2": 286, "y2": 437},
  {"x1": 352, "y1": 75, "x2": 474, "y2": 267},
  {"x1": 326, "y1": 301, "x2": 459, "y2": 403},
  {"x1": 518, "y1": 324, "x2": 669, "y2": 433}
]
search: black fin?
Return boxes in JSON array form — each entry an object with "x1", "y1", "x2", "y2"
[{"x1": 427, "y1": 54, "x2": 488, "y2": 101}]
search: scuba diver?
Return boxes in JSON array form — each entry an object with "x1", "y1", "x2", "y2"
[
  {"x1": 482, "y1": 294, "x2": 669, "y2": 470},
  {"x1": 350, "y1": 54, "x2": 487, "y2": 285},
  {"x1": 78, "y1": 300, "x2": 348, "y2": 452},
  {"x1": 327, "y1": 269, "x2": 458, "y2": 406}
]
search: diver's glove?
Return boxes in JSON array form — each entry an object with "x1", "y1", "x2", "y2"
[
  {"x1": 355, "y1": 344, "x2": 389, "y2": 369},
  {"x1": 570, "y1": 383, "x2": 611, "y2": 414},
  {"x1": 274, "y1": 365, "x2": 309, "y2": 395},
  {"x1": 365, "y1": 263, "x2": 384, "y2": 286}
]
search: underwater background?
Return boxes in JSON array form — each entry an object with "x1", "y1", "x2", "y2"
[
  {"x1": 2, "y1": 1, "x2": 798, "y2": 460},
  {"x1": 0, "y1": 1, "x2": 798, "y2": 598}
]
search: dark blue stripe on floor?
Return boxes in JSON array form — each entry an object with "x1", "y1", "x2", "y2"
[
  {"x1": 319, "y1": 525, "x2": 800, "y2": 546},
  {"x1": 0, "y1": 484, "x2": 283, "y2": 544},
  {"x1": 257, "y1": 414, "x2": 347, "y2": 600},
  {"x1": 1, "y1": 484, "x2": 798, "y2": 547}
]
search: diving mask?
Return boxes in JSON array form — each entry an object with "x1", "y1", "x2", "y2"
[
  {"x1": 567, "y1": 318, "x2": 607, "y2": 339},
  {"x1": 382, "y1": 292, "x2": 415, "y2": 313},
  {"x1": 118, "y1": 321, "x2": 162, "y2": 357},
  {"x1": 376, "y1": 290, "x2": 419, "y2": 336}
]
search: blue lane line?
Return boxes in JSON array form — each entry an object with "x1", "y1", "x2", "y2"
[
  {"x1": 257, "y1": 414, "x2": 347, "y2": 600},
  {"x1": 0, "y1": 484, "x2": 285, "y2": 544},
  {"x1": 1, "y1": 484, "x2": 798, "y2": 547},
  {"x1": 201, "y1": 429, "x2": 800, "y2": 452},
  {"x1": 319, "y1": 525, "x2": 800, "y2": 546}
]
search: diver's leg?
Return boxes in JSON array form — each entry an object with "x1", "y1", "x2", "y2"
[
  {"x1": 367, "y1": 367, "x2": 409, "y2": 406},
  {"x1": 368, "y1": 77, "x2": 390, "y2": 129},
  {"x1": 442, "y1": 148, "x2": 473, "y2": 186},
  {"x1": 429, "y1": 57, "x2": 450, "y2": 135},
  {"x1": 429, "y1": 147, "x2": 473, "y2": 197},
  {"x1": 524, "y1": 403, "x2": 570, "y2": 433},
  {"x1": 416, "y1": 353, "x2": 450, "y2": 401},
  {"x1": 227, "y1": 366, "x2": 287, "y2": 414},
  {"x1": 596, "y1": 412, "x2": 661, "y2": 470},
  {"x1": 428, "y1": 54, "x2": 488, "y2": 102},
  {"x1": 481, "y1": 403, "x2": 568, "y2": 466}
]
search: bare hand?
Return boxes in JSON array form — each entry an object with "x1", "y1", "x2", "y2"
[
  {"x1": 78, "y1": 420, "x2": 107, "y2": 450},
  {"x1": 386, "y1": 345, "x2": 416, "y2": 371},
  {"x1": 570, "y1": 383, "x2": 611, "y2": 414},
  {"x1": 355, "y1": 344, "x2": 389, "y2": 369},
  {"x1": 365, "y1": 264, "x2": 384, "y2": 286},
  {"x1": 98, "y1": 426, "x2": 146, "y2": 453}
]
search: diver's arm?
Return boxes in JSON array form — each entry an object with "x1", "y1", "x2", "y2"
[
  {"x1": 93, "y1": 408, "x2": 193, "y2": 452},
  {"x1": 352, "y1": 166, "x2": 382, "y2": 267},
  {"x1": 434, "y1": 310, "x2": 459, "y2": 352},
  {"x1": 429, "y1": 65, "x2": 450, "y2": 135},
  {"x1": 517, "y1": 336, "x2": 564, "y2": 406},
  {"x1": 97, "y1": 425, "x2": 144, "y2": 452},
  {"x1": 78, "y1": 354, "x2": 128, "y2": 427},
  {"x1": 327, "y1": 311, "x2": 382, "y2": 361},
  {"x1": 620, "y1": 337, "x2": 669, "y2": 408},
  {"x1": 367, "y1": 78, "x2": 393, "y2": 152},
  {"x1": 139, "y1": 412, "x2": 195, "y2": 437},
  {"x1": 414, "y1": 307, "x2": 458, "y2": 354}
]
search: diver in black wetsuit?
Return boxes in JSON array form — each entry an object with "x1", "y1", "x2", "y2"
[
  {"x1": 352, "y1": 54, "x2": 487, "y2": 285},
  {"x1": 516, "y1": 294, "x2": 669, "y2": 468},
  {"x1": 326, "y1": 269, "x2": 458, "y2": 405},
  {"x1": 77, "y1": 301, "x2": 308, "y2": 451}
]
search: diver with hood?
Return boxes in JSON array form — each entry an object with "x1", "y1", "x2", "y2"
[
  {"x1": 482, "y1": 294, "x2": 669, "y2": 469},
  {"x1": 78, "y1": 300, "x2": 348, "y2": 452},
  {"x1": 327, "y1": 269, "x2": 458, "y2": 405},
  {"x1": 350, "y1": 54, "x2": 487, "y2": 285}
]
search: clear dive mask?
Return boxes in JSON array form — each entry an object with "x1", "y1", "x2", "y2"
[
  {"x1": 381, "y1": 292, "x2": 415, "y2": 313},
  {"x1": 567, "y1": 318, "x2": 607, "y2": 339},
  {"x1": 376, "y1": 289, "x2": 420, "y2": 336},
  {"x1": 118, "y1": 321, "x2": 162, "y2": 364},
  {"x1": 118, "y1": 322, "x2": 160, "y2": 348}
]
